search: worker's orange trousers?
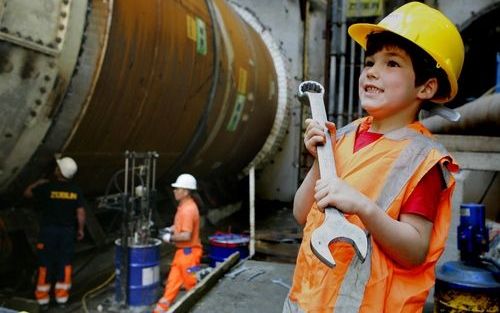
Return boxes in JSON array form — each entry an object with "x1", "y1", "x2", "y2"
[{"x1": 155, "y1": 247, "x2": 202, "y2": 312}]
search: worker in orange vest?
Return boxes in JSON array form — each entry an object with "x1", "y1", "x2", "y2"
[
  {"x1": 24, "y1": 157, "x2": 86, "y2": 311},
  {"x1": 154, "y1": 174, "x2": 202, "y2": 313},
  {"x1": 284, "y1": 2, "x2": 464, "y2": 312}
]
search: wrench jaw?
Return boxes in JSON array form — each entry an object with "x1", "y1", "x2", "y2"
[
  {"x1": 310, "y1": 231, "x2": 337, "y2": 268},
  {"x1": 310, "y1": 209, "x2": 369, "y2": 268},
  {"x1": 298, "y1": 81, "x2": 325, "y2": 99},
  {"x1": 310, "y1": 233, "x2": 369, "y2": 268}
]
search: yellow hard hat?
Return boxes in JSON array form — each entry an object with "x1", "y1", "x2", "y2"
[{"x1": 348, "y1": 1, "x2": 464, "y2": 103}]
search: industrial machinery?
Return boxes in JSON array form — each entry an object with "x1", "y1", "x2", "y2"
[
  {"x1": 102, "y1": 151, "x2": 162, "y2": 307},
  {"x1": 435, "y1": 203, "x2": 500, "y2": 312},
  {"x1": 0, "y1": 0, "x2": 287, "y2": 200}
]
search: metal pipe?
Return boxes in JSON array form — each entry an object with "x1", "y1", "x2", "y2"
[
  {"x1": 347, "y1": 38, "x2": 356, "y2": 123},
  {"x1": 357, "y1": 48, "x2": 365, "y2": 117},
  {"x1": 328, "y1": 56, "x2": 338, "y2": 119},
  {"x1": 302, "y1": 0, "x2": 311, "y2": 81},
  {"x1": 422, "y1": 94, "x2": 500, "y2": 136},
  {"x1": 328, "y1": 0, "x2": 341, "y2": 120},
  {"x1": 249, "y1": 166, "x2": 255, "y2": 257},
  {"x1": 336, "y1": 0, "x2": 347, "y2": 127}
]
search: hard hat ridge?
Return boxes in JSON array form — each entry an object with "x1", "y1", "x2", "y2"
[{"x1": 56, "y1": 157, "x2": 78, "y2": 179}]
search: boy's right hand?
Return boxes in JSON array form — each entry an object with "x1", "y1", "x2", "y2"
[{"x1": 304, "y1": 119, "x2": 336, "y2": 158}]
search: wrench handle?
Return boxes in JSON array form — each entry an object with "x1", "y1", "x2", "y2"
[
  {"x1": 308, "y1": 92, "x2": 338, "y2": 180},
  {"x1": 298, "y1": 81, "x2": 337, "y2": 180}
]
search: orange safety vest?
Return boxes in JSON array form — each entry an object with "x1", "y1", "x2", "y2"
[{"x1": 284, "y1": 117, "x2": 457, "y2": 313}]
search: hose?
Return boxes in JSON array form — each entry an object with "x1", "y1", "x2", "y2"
[
  {"x1": 478, "y1": 172, "x2": 498, "y2": 203},
  {"x1": 81, "y1": 272, "x2": 116, "y2": 313}
]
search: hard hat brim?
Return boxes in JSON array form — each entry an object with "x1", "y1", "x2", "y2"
[
  {"x1": 348, "y1": 23, "x2": 387, "y2": 50},
  {"x1": 171, "y1": 182, "x2": 196, "y2": 190},
  {"x1": 347, "y1": 23, "x2": 458, "y2": 104}
]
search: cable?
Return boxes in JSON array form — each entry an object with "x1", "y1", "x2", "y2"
[
  {"x1": 478, "y1": 172, "x2": 497, "y2": 203},
  {"x1": 81, "y1": 272, "x2": 116, "y2": 313}
]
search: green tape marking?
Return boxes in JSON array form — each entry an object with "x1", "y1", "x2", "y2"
[{"x1": 226, "y1": 94, "x2": 246, "y2": 132}]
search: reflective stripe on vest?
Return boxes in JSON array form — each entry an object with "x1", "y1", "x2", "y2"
[
  {"x1": 332, "y1": 123, "x2": 450, "y2": 312},
  {"x1": 335, "y1": 122, "x2": 358, "y2": 139},
  {"x1": 283, "y1": 296, "x2": 306, "y2": 313}
]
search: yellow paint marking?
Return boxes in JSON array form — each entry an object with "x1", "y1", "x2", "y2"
[{"x1": 186, "y1": 14, "x2": 197, "y2": 42}]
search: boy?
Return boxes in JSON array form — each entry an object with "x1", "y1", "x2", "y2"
[
  {"x1": 284, "y1": 2, "x2": 463, "y2": 312},
  {"x1": 154, "y1": 174, "x2": 202, "y2": 313}
]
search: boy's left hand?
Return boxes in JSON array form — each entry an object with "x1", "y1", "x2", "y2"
[{"x1": 314, "y1": 177, "x2": 368, "y2": 215}]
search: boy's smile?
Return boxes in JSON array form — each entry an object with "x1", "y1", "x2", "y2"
[{"x1": 359, "y1": 47, "x2": 421, "y2": 121}]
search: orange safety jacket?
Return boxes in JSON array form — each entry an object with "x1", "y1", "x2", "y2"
[
  {"x1": 284, "y1": 117, "x2": 458, "y2": 313},
  {"x1": 173, "y1": 198, "x2": 202, "y2": 249}
]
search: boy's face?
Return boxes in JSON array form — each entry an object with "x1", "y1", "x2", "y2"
[{"x1": 359, "y1": 46, "x2": 421, "y2": 119}]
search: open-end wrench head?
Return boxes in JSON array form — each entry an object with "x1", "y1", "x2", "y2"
[
  {"x1": 310, "y1": 230, "x2": 337, "y2": 268},
  {"x1": 298, "y1": 81, "x2": 325, "y2": 99},
  {"x1": 310, "y1": 209, "x2": 368, "y2": 268}
]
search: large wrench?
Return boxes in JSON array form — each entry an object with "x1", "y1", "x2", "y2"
[{"x1": 298, "y1": 81, "x2": 368, "y2": 268}]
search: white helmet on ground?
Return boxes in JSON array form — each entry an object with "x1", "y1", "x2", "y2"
[
  {"x1": 56, "y1": 157, "x2": 78, "y2": 179},
  {"x1": 171, "y1": 174, "x2": 197, "y2": 190}
]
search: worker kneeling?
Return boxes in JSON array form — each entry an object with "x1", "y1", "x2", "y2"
[{"x1": 154, "y1": 174, "x2": 202, "y2": 313}]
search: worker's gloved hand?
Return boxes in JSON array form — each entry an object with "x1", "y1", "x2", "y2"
[
  {"x1": 159, "y1": 226, "x2": 172, "y2": 234},
  {"x1": 161, "y1": 233, "x2": 172, "y2": 243}
]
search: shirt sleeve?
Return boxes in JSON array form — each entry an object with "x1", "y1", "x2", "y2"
[
  {"x1": 32, "y1": 182, "x2": 48, "y2": 199},
  {"x1": 177, "y1": 209, "x2": 195, "y2": 233},
  {"x1": 76, "y1": 187, "x2": 86, "y2": 208},
  {"x1": 400, "y1": 164, "x2": 446, "y2": 222}
]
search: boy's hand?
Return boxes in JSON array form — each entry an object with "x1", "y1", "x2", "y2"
[
  {"x1": 314, "y1": 177, "x2": 369, "y2": 215},
  {"x1": 304, "y1": 119, "x2": 336, "y2": 158}
]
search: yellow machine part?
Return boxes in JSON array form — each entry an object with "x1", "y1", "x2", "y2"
[{"x1": 434, "y1": 288, "x2": 499, "y2": 312}]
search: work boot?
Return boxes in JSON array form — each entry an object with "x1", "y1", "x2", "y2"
[{"x1": 153, "y1": 297, "x2": 170, "y2": 313}]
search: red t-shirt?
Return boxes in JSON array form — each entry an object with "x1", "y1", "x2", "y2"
[{"x1": 354, "y1": 128, "x2": 445, "y2": 222}]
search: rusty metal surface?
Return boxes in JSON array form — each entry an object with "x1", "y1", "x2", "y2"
[
  {"x1": 2, "y1": 0, "x2": 114, "y2": 198},
  {"x1": 61, "y1": 0, "x2": 280, "y2": 194},
  {"x1": 0, "y1": 0, "x2": 88, "y2": 192}
]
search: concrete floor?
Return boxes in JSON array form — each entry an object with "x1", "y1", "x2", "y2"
[
  {"x1": 191, "y1": 260, "x2": 294, "y2": 313},
  {"x1": 1, "y1": 204, "x2": 441, "y2": 312}
]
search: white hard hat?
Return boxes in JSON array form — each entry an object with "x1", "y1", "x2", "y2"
[
  {"x1": 56, "y1": 157, "x2": 78, "y2": 179},
  {"x1": 171, "y1": 174, "x2": 197, "y2": 190}
]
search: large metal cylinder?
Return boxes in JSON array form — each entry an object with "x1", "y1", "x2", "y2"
[
  {"x1": 0, "y1": 0, "x2": 287, "y2": 196},
  {"x1": 422, "y1": 94, "x2": 500, "y2": 136}
]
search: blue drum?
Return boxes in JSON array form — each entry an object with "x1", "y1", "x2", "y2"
[
  {"x1": 115, "y1": 238, "x2": 161, "y2": 306},
  {"x1": 208, "y1": 233, "x2": 249, "y2": 267}
]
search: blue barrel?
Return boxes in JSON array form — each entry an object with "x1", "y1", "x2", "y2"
[
  {"x1": 208, "y1": 233, "x2": 249, "y2": 267},
  {"x1": 115, "y1": 238, "x2": 161, "y2": 306}
]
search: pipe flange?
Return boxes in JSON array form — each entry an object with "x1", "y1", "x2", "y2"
[{"x1": 230, "y1": 2, "x2": 290, "y2": 174}]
